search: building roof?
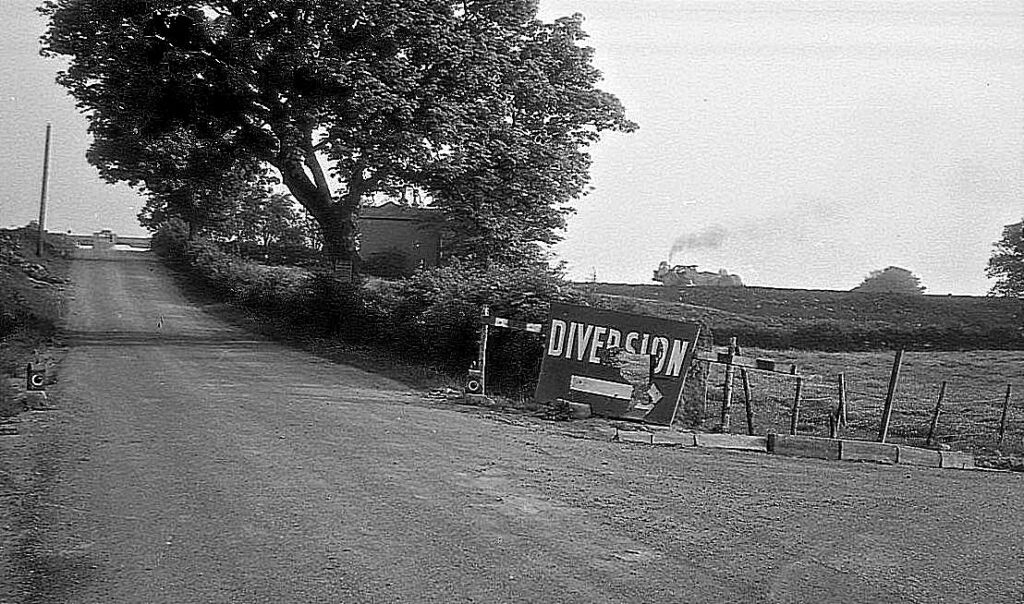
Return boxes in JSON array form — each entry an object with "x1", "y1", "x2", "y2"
[{"x1": 361, "y1": 202, "x2": 441, "y2": 221}]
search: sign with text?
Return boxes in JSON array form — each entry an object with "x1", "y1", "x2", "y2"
[{"x1": 535, "y1": 304, "x2": 701, "y2": 425}]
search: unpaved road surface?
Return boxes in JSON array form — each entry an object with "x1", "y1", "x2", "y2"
[{"x1": 2, "y1": 250, "x2": 1022, "y2": 603}]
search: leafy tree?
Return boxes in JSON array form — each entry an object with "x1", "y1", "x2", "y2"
[
  {"x1": 852, "y1": 266, "x2": 926, "y2": 295},
  {"x1": 987, "y1": 220, "x2": 1024, "y2": 297},
  {"x1": 137, "y1": 159, "x2": 268, "y2": 239},
  {"x1": 42, "y1": 0, "x2": 635, "y2": 269},
  {"x1": 226, "y1": 192, "x2": 306, "y2": 248}
]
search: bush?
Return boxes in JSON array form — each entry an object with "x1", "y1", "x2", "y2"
[
  {"x1": 150, "y1": 219, "x2": 190, "y2": 260},
  {"x1": 363, "y1": 249, "x2": 413, "y2": 279},
  {"x1": 374, "y1": 260, "x2": 583, "y2": 393}
]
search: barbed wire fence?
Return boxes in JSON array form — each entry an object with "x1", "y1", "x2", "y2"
[{"x1": 690, "y1": 346, "x2": 1024, "y2": 454}]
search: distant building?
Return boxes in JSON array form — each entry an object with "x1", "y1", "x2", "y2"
[
  {"x1": 359, "y1": 202, "x2": 443, "y2": 274},
  {"x1": 93, "y1": 229, "x2": 117, "y2": 249}
]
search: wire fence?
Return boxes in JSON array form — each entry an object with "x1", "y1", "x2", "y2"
[{"x1": 689, "y1": 348, "x2": 1024, "y2": 454}]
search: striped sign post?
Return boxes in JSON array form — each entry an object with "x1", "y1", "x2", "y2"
[{"x1": 468, "y1": 306, "x2": 544, "y2": 397}]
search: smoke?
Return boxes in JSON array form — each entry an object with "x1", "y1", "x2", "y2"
[{"x1": 669, "y1": 224, "x2": 728, "y2": 260}]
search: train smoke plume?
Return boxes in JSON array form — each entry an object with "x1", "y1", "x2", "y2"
[{"x1": 669, "y1": 225, "x2": 727, "y2": 260}]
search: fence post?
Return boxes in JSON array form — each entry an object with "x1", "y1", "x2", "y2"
[
  {"x1": 742, "y1": 369, "x2": 755, "y2": 436},
  {"x1": 719, "y1": 337, "x2": 737, "y2": 432},
  {"x1": 702, "y1": 376, "x2": 709, "y2": 426},
  {"x1": 789, "y1": 367, "x2": 802, "y2": 436},
  {"x1": 838, "y1": 373, "x2": 848, "y2": 429},
  {"x1": 925, "y1": 381, "x2": 946, "y2": 447},
  {"x1": 877, "y1": 349, "x2": 904, "y2": 443},
  {"x1": 478, "y1": 306, "x2": 490, "y2": 396},
  {"x1": 999, "y1": 384, "x2": 1012, "y2": 445}
]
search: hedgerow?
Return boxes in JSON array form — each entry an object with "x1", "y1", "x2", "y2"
[{"x1": 152, "y1": 225, "x2": 581, "y2": 395}]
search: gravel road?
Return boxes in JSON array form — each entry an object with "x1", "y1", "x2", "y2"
[{"x1": 2, "y1": 249, "x2": 1022, "y2": 603}]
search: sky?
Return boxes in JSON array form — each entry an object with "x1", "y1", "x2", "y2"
[{"x1": 1, "y1": 1, "x2": 1022, "y2": 294}]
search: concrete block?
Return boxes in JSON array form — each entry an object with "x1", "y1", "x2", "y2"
[
  {"x1": 617, "y1": 430, "x2": 653, "y2": 444},
  {"x1": 940, "y1": 450, "x2": 975, "y2": 470},
  {"x1": 768, "y1": 434, "x2": 840, "y2": 460},
  {"x1": 840, "y1": 440, "x2": 898, "y2": 464},
  {"x1": 652, "y1": 432, "x2": 697, "y2": 447},
  {"x1": 695, "y1": 433, "x2": 768, "y2": 452},
  {"x1": 896, "y1": 446, "x2": 941, "y2": 467},
  {"x1": 567, "y1": 402, "x2": 592, "y2": 420}
]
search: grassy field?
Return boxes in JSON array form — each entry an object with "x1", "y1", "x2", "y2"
[
  {"x1": 584, "y1": 282, "x2": 1024, "y2": 350},
  {"x1": 695, "y1": 348, "x2": 1024, "y2": 455}
]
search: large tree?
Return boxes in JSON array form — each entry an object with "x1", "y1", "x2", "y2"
[
  {"x1": 987, "y1": 220, "x2": 1024, "y2": 297},
  {"x1": 852, "y1": 266, "x2": 926, "y2": 295},
  {"x1": 41, "y1": 0, "x2": 635, "y2": 268}
]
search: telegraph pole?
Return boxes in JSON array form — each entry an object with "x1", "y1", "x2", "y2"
[{"x1": 36, "y1": 123, "x2": 52, "y2": 257}]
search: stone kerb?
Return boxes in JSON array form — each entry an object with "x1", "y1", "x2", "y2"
[
  {"x1": 840, "y1": 440, "x2": 899, "y2": 464},
  {"x1": 940, "y1": 450, "x2": 975, "y2": 469},
  {"x1": 768, "y1": 434, "x2": 841, "y2": 460},
  {"x1": 896, "y1": 445, "x2": 942, "y2": 467},
  {"x1": 694, "y1": 433, "x2": 768, "y2": 452}
]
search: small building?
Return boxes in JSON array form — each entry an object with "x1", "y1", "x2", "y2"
[
  {"x1": 359, "y1": 202, "x2": 443, "y2": 275},
  {"x1": 93, "y1": 229, "x2": 117, "y2": 249}
]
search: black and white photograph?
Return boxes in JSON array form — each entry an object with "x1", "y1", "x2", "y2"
[{"x1": 1, "y1": 0, "x2": 1022, "y2": 601}]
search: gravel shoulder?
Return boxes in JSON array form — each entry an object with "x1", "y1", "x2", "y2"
[{"x1": 2, "y1": 249, "x2": 1022, "y2": 603}]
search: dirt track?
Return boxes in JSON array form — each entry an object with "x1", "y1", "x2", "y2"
[{"x1": 2, "y1": 249, "x2": 1022, "y2": 603}]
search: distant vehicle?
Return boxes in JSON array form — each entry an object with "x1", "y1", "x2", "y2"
[{"x1": 653, "y1": 261, "x2": 743, "y2": 287}]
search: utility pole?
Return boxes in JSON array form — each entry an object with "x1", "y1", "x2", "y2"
[{"x1": 36, "y1": 123, "x2": 52, "y2": 257}]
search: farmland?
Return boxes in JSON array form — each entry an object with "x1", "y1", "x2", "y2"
[{"x1": 584, "y1": 282, "x2": 1024, "y2": 351}]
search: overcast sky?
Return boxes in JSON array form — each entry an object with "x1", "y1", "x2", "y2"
[
  {"x1": 538, "y1": 0, "x2": 1023, "y2": 294},
  {"x1": 1, "y1": 1, "x2": 1021, "y2": 294}
]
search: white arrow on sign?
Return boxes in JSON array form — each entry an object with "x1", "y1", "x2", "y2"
[
  {"x1": 648, "y1": 383, "x2": 663, "y2": 406},
  {"x1": 570, "y1": 375, "x2": 633, "y2": 401}
]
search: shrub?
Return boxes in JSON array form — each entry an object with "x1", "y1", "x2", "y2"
[
  {"x1": 363, "y1": 249, "x2": 413, "y2": 279},
  {"x1": 150, "y1": 219, "x2": 190, "y2": 260},
  {"x1": 377, "y1": 259, "x2": 584, "y2": 393},
  {"x1": 156, "y1": 224, "x2": 588, "y2": 396}
]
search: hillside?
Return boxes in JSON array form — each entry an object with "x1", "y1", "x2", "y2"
[{"x1": 582, "y1": 282, "x2": 1024, "y2": 351}]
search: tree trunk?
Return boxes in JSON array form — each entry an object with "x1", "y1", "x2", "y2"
[
  {"x1": 273, "y1": 147, "x2": 360, "y2": 271},
  {"x1": 317, "y1": 202, "x2": 360, "y2": 271}
]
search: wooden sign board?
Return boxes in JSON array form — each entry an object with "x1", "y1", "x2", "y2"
[{"x1": 535, "y1": 303, "x2": 701, "y2": 425}]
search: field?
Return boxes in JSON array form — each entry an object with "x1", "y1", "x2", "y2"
[
  {"x1": 584, "y1": 282, "x2": 1024, "y2": 350},
  {"x1": 694, "y1": 348, "x2": 1024, "y2": 456}
]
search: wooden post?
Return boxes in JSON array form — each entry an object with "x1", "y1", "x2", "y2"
[
  {"x1": 877, "y1": 349, "x2": 904, "y2": 443},
  {"x1": 719, "y1": 337, "x2": 737, "y2": 432},
  {"x1": 998, "y1": 384, "x2": 1012, "y2": 445},
  {"x1": 702, "y1": 374, "x2": 709, "y2": 425},
  {"x1": 741, "y1": 369, "x2": 754, "y2": 436},
  {"x1": 838, "y1": 373, "x2": 848, "y2": 428},
  {"x1": 477, "y1": 305, "x2": 490, "y2": 396},
  {"x1": 789, "y1": 367, "x2": 802, "y2": 436},
  {"x1": 925, "y1": 381, "x2": 946, "y2": 447},
  {"x1": 36, "y1": 123, "x2": 52, "y2": 257},
  {"x1": 830, "y1": 374, "x2": 848, "y2": 438}
]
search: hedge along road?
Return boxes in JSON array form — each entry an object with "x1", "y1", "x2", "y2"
[{"x1": 5, "y1": 248, "x2": 1022, "y2": 603}]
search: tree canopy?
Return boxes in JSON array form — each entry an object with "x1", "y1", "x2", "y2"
[
  {"x1": 41, "y1": 0, "x2": 636, "y2": 268},
  {"x1": 852, "y1": 266, "x2": 926, "y2": 295},
  {"x1": 987, "y1": 220, "x2": 1024, "y2": 297}
]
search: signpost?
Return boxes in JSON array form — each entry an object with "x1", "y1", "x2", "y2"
[{"x1": 535, "y1": 303, "x2": 701, "y2": 425}]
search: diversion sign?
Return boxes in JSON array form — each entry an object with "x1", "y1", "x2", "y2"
[{"x1": 535, "y1": 303, "x2": 701, "y2": 425}]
